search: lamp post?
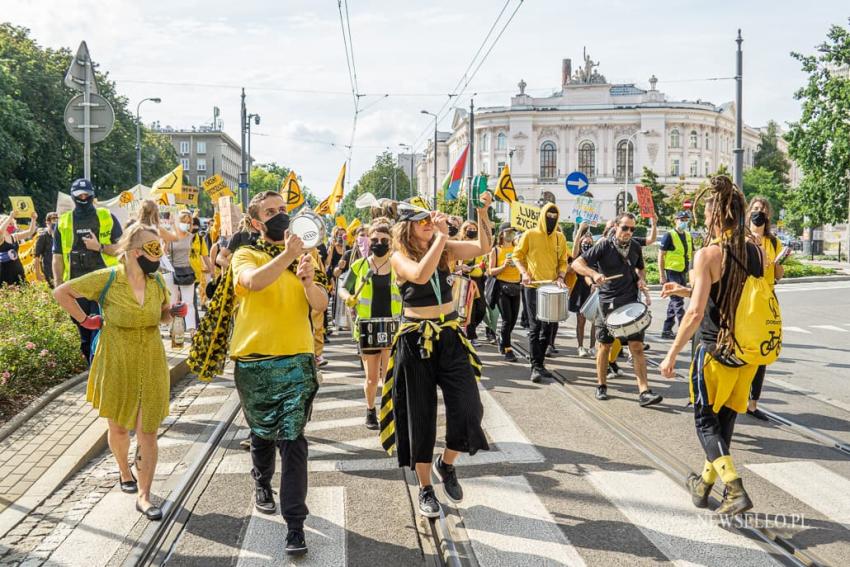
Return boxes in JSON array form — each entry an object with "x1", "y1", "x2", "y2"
[
  {"x1": 136, "y1": 97, "x2": 161, "y2": 185},
  {"x1": 421, "y1": 110, "x2": 438, "y2": 210},
  {"x1": 399, "y1": 143, "x2": 415, "y2": 200},
  {"x1": 619, "y1": 130, "x2": 650, "y2": 214},
  {"x1": 247, "y1": 113, "x2": 260, "y2": 181}
]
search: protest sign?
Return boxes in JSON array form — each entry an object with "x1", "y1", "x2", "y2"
[
  {"x1": 510, "y1": 202, "x2": 541, "y2": 231},
  {"x1": 634, "y1": 185, "x2": 655, "y2": 218},
  {"x1": 569, "y1": 196, "x2": 603, "y2": 226}
]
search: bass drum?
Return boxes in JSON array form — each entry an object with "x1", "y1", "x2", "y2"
[{"x1": 290, "y1": 210, "x2": 326, "y2": 249}]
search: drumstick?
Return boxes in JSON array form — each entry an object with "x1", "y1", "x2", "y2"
[
  {"x1": 350, "y1": 270, "x2": 374, "y2": 301},
  {"x1": 602, "y1": 274, "x2": 624, "y2": 281}
]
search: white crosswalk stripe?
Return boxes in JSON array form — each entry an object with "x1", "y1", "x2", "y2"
[
  {"x1": 782, "y1": 326, "x2": 811, "y2": 334},
  {"x1": 810, "y1": 325, "x2": 848, "y2": 333}
]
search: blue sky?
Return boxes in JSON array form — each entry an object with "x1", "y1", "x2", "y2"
[{"x1": 5, "y1": 1, "x2": 846, "y2": 198}]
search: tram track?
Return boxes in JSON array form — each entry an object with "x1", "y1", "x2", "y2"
[{"x1": 512, "y1": 342, "x2": 828, "y2": 567}]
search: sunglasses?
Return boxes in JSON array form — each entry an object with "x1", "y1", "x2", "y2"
[
  {"x1": 416, "y1": 217, "x2": 433, "y2": 226},
  {"x1": 370, "y1": 237, "x2": 390, "y2": 245},
  {"x1": 619, "y1": 225, "x2": 636, "y2": 233},
  {"x1": 140, "y1": 240, "x2": 163, "y2": 258}
]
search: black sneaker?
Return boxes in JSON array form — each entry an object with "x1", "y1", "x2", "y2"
[
  {"x1": 530, "y1": 367, "x2": 544, "y2": 383},
  {"x1": 503, "y1": 350, "x2": 518, "y2": 363},
  {"x1": 485, "y1": 329, "x2": 497, "y2": 344},
  {"x1": 285, "y1": 528, "x2": 308, "y2": 556},
  {"x1": 254, "y1": 484, "x2": 276, "y2": 514},
  {"x1": 747, "y1": 408, "x2": 770, "y2": 421},
  {"x1": 418, "y1": 486, "x2": 441, "y2": 518},
  {"x1": 545, "y1": 345, "x2": 557, "y2": 357},
  {"x1": 639, "y1": 389, "x2": 663, "y2": 407},
  {"x1": 432, "y1": 456, "x2": 463, "y2": 503},
  {"x1": 540, "y1": 367, "x2": 555, "y2": 379},
  {"x1": 365, "y1": 408, "x2": 379, "y2": 430},
  {"x1": 660, "y1": 331, "x2": 676, "y2": 340},
  {"x1": 595, "y1": 385, "x2": 609, "y2": 400}
]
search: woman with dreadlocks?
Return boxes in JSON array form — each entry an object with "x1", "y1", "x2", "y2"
[{"x1": 659, "y1": 175, "x2": 764, "y2": 516}]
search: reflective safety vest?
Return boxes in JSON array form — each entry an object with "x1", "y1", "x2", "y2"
[
  {"x1": 57, "y1": 208, "x2": 118, "y2": 280},
  {"x1": 351, "y1": 257, "x2": 402, "y2": 322},
  {"x1": 663, "y1": 229, "x2": 693, "y2": 273}
]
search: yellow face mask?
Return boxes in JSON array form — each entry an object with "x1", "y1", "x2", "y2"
[{"x1": 140, "y1": 239, "x2": 163, "y2": 258}]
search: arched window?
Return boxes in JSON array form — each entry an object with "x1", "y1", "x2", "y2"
[
  {"x1": 481, "y1": 132, "x2": 490, "y2": 151},
  {"x1": 539, "y1": 141, "x2": 557, "y2": 179},
  {"x1": 705, "y1": 132, "x2": 711, "y2": 150},
  {"x1": 690, "y1": 159, "x2": 699, "y2": 177},
  {"x1": 615, "y1": 139, "x2": 634, "y2": 183},
  {"x1": 670, "y1": 129, "x2": 680, "y2": 148},
  {"x1": 578, "y1": 141, "x2": 595, "y2": 180},
  {"x1": 689, "y1": 130, "x2": 698, "y2": 149},
  {"x1": 705, "y1": 160, "x2": 711, "y2": 176},
  {"x1": 496, "y1": 132, "x2": 507, "y2": 150}
]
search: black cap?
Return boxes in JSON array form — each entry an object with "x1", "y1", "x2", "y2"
[
  {"x1": 675, "y1": 211, "x2": 691, "y2": 220},
  {"x1": 70, "y1": 178, "x2": 94, "y2": 197},
  {"x1": 498, "y1": 222, "x2": 513, "y2": 232},
  {"x1": 396, "y1": 202, "x2": 430, "y2": 222}
]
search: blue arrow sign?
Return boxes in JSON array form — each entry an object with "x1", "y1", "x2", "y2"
[{"x1": 565, "y1": 171, "x2": 589, "y2": 196}]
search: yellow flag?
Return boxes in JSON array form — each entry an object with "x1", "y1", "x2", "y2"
[
  {"x1": 151, "y1": 164, "x2": 184, "y2": 195},
  {"x1": 495, "y1": 164, "x2": 518, "y2": 204},
  {"x1": 409, "y1": 195, "x2": 430, "y2": 210},
  {"x1": 345, "y1": 218, "x2": 361, "y2": 244},
  {"x1": 315, "y1": 163, "x2": 346, "y2": 216},
  {"x1": 335, "y1": 215, "x2": 347, "y2": 228},
  {"x1": 281, "y1": 171, "x2": 305, "y2": 213}
]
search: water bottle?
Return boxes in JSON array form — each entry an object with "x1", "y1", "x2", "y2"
[{"x1": 171, "y1": 316, "x2": 185, "y2": 348}]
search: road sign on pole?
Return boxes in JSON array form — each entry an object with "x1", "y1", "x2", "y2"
[
  {"x1": 63, "y1": 41, "x2": 98, "y2": 95},
  {"x1": 565, "y1": 171, "x2": 589, "y2": 196},
  {"x1": 683, "y1": 199, "x2": 693, "y2": 210},
  {"x1": 63, "y1": 93, "x2": 115, "y2": 143}
]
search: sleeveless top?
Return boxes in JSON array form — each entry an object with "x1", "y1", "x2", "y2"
[
  {"x1": 495, "y1": 244, "x2": 521, "y2": 283},
  {"x1": 400, "y1": 268, "x2": 453, "y2": 308},
  {"x1": 699, "y1": 242, "x2": 763, "y2": 357},
  {"x1": 170, "y1": 233, "x2": 193, "y2": 268}
]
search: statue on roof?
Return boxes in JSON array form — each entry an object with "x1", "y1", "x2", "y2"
[{"x1": 572, "y1": 47, "x2": 606, "y2": 84}]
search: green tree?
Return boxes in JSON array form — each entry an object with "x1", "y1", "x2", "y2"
[
  {"x1": 248, "y1": 162, "x2": 318, "y2": 207},
  {"x1": 785, "y1": 19, "x2": 850, "y2": 228},
  {"x1": 754, "y1": 120, "x2": 791, "y2": 185},
  {"x1": 639, "y1": 167, "x2": 674, "y2": 225},
  {"x1": 742, "y1": 167, "x2": 786, "y2": 221},
  {"x1": 338, "y1": 152, "x2": 413, "y2": 223}
]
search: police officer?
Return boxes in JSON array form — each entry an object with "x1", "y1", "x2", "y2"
[
  {"x1": 52, "y1": 179, "x2": 123, "y2": 360},
  {"x1": 658, "y1": 211, "x2": 694, "y2": 339}
]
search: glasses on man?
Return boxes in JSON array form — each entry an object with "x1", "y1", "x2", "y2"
[
  {"x1": 619, "y1": 225, "x2": 636, "y2": 233},
  {"x1": 370, "y1": 237, "x2": 390, "y2": 245}
]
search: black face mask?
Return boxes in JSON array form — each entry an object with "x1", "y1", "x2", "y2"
[
  {"x1": 74, "y1": 197, "x2": 95, "y2": 214},
  {"x1": 751, "y1": 211, "x2": 767, "y2": 227},
  {"x1": 370, "y1": 242, "x2": 389, "y2": 257},
  {"x1": 581, "y1": 242, "x2": 592, "y2": 253},
  {"x1": 545, "y1": 217, "x2": 558, "y2": 234},
  {"x1": 466, "y1": 231, "x2": 478, "y2": 239},
  {"x1": 263, "y1": 212, "x2": 290, "y2": 241},
  {"x1": 448, "y1": 226, "x2": 459, "y2": 237},
  {"x1": 137, "y1": 255, "x2": 160, "y2": 275}
]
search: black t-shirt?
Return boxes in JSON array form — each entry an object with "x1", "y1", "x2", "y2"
[
  {"x1": 581, "y1": 237, "x2": 644, "y2": 306},
  {"x1": 226, "y1": 230, "x2": 257, "y2": 253},
  {"x1": 35, "y1": 229, "x2": 54, "y2": 280},
  {"x1": 52, "y1": 210, "x2": 123, "y2": 278}
]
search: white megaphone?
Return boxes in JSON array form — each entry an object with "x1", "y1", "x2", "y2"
[{"x1": 355, "y1": 192, "x2": 380, "y2": 209}]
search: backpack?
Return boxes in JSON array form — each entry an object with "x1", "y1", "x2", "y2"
[{"x1": 731, "y1": 271, "x2": 782, "y2": 366}]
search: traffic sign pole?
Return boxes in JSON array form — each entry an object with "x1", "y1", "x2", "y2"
[{"x1": 83, "y1": 55, "x2": 92, "y2": 180}]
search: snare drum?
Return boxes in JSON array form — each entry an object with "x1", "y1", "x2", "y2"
[
  {"x1": 358, "y1": 317, "x2": 399, "y2": 350},
  {"x1": 580, "y1": 288, "x2": 604, "y2": 325},
  {"x1": 536, "y1": 284, "x2": 569, "y2": 322},
  {"x1": 290, "y1": 210, "x2": 326, "y2": 249},
  {"x1": 605, "y1": 302, "x2": 652, "y2": 339}
]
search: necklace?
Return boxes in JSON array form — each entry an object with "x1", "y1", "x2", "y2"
[{"x1": 370, "y1": 255, "x2": 390, "y2": 274}]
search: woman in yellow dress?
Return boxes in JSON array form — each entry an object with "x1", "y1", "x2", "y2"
[{"x1": 53, "y1": 224, "x2": 187, "y2": 521}]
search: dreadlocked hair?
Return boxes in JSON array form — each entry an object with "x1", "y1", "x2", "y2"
[{"x1": 694, "y1": 174, "x2": 750, "y2": 358}]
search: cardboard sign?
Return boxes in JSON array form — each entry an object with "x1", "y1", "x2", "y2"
[
  {"x1": 569, "y1": 196, "x2": 602, "y2": 227},
  {"x1": 176, "y1": 186, "x2": 200, "y2": 207},
  {"x1": 218, "y1": 196, "x2": 242, "y2": 237},
  {"x1": 510, "y1": 202, "x2": 541, "y2": 231},
  {"x1": 202, "y1": 174, "x2": 234, "y2": 202},
  {"x1": 9, "y1": 196, "x2": 35, "y2": 218},
  {"x1": 634, "y1": 185, "x2": 655, "y2": 218}
]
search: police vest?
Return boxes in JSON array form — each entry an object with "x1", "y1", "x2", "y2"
[
  {"x1": 351, "y1": 257, "x2": 402, "y2": 322},
  {"x1": 58, "y1": 208, "x2": 118, "y2": 280},
  {"x1": 664, "y1": 230, "x2": 693, "y2": 273}
]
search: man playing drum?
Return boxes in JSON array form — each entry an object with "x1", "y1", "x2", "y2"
[
  {"x1": 572, "y1": 213, "x2": 663, "y2": 407},
  {"x1": 512, "y1": 203, "x2": 570, "y2": 384}
]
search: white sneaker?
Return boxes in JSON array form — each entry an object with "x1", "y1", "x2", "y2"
[
  {"x1": 588, "y1": 347, "x2": 596, "y2": 357},
  {"x1": 577, "y1": 347, "x2": 589, "y2": 358}
]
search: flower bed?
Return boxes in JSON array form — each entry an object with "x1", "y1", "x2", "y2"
[{"x1": 0, "y1": 283, "x2": 87, "y2": 423}]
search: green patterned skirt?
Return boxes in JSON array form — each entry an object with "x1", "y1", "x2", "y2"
[{"x1": 234, "y1": 354, "x2": 319, "y2": 441}]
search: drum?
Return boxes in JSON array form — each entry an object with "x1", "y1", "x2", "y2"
[
  {"x1": 450, "y1": 275, "x2": 473, "y2": 321},
  {"x1": 580, "y1": 288, "x2": 603, "y2": 325},
  {"x1": 333, "y1": 277, "x2": 350, "y2": 331},
  {"x1": 290, "y1": 210, "x2": 326, "y2": 249},
  {"x1": 358, "y1": 317, "x2": 399, "y2": 350},
  {"x1": 536, "y1": 284, "x2": 569, "y2": 322},
  {"x1": 605, "y1": 302, "x2": 652, "y2": 339}
]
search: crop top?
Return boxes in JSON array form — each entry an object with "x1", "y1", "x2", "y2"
[{"x1": 400, "y1": 268, "x2": 453, "y2": 308}]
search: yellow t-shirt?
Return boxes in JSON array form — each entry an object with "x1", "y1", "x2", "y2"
[
  {"x1": 495, "y1": 244, "x2": 521, "y2": 283},
  {"x1": 229, "y1": 248, "x2": 314, "y2": 359},
  {"x1": 189, "y1": 234, "x2": 209, "y2": 280},
  {"x1": 760, "y1": 236, "x2": 784, "y2": 287}
]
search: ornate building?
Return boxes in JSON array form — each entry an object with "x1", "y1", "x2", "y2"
[{"x1": 418, "y1": 52, "x2": 773, "y2": 219}]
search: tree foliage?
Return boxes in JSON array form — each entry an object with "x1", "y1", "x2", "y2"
[
  {"x1": 248, "y1": 162, "x2": 318, "y2": 208},
  {"x1": 338, "y1": 152, "x2": 413, "y2": 223},
  {"x1": 0, "y1": 24, "x2": 177, "y2": 217},
  {"x1": 742, "y1": 167, "x2": 786, "y2": 222},
  {"x1": 785, "y1": 19, "x2": 850, "y2": 227},
  {"x1": 639, "y1": 167, "x2": 674, "y2": 225},
  {"x1": 754, "y1": 120, "x2": 792, "y2": 185}
]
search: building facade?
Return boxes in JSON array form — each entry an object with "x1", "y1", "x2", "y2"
[
  {"x1": 155, "y1": 125, "x2": 244, "y2": 191},
  {"x1": 418, "y1": 54, "x2": 777, "y2": 220}
]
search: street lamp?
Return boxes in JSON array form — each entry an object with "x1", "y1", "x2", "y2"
[
  {"x1": 421, "y1": 110, "x2": 438, "y2": 210},
  {"x1": 399, "y1": 143, "x2": 415, "y2": 200},
  {"x1": 247, "y1": 113, "x2": 260, "y2": 176},
  {"x1": 136, "y1": 97, "x2": 161, "y2": 185},
  {"x1": 618, "y1": 129, "x2": 650, "y2": 214}
]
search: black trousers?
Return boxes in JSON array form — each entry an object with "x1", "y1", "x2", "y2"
[
  {"x1": 663, "y1": 270, "x2": 687, "y2": 333},
  {"x1": 75, "y1": 297, "x2": 100, "y2": 363},
  {"x1": 497, "y1": 289, "x2": 521, "y2": 351},
  {"x1": 750, "y1": 365, "x2": 766, "y2": 401},
  {"x1": 250, "y1": 433, "x2": 309, "y2": 529},
  {"x1": 523, "y1": 287, "x2": 554, "y2": 368},
  {"x1": 466, "y1": 277, "x2": 487, "y2": 340},
  {"x1": 694, "y1": 403, "x2": 737, "y2": 462}
]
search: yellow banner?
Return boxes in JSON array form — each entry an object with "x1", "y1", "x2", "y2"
[
  {"x1": 151, "y1": 164, "x2": 183, "y2": 195},
  {"x1": 176, "y1": 186, "x2": 200, "y2": 207},
  {"x1": 118, "y1": 191, "x2": 135, "y2": 207},
  {"x1": 510, "y1": 201, "x2": 541, "y2": 231},
  {"x1": 409, "y1": 195, "x2": 430, "y2": 210},
  {"x1": 18, "y1": 237, "x2": 37, "y2": 282},
  {"x1": 9, "y1": 196, "x2": 35, "y2": 218},
  {"x1": 495, "y1": 164, "x2": 517, "y2": 204},
  {"x1": 201, "y1": 174, "x2": 234, "y2": 202},
  {"x1": 281, "y1": 171, "x2": 305, "y2": 213}
]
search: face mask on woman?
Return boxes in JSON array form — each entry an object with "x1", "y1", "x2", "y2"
[
  {"x1": 448, "y1": 225, "x2": 459, "y2": 237},
  {"x1": 750, "y1": 211, "x2": 767, "y2": 228},
  {"x1": 677, "y1": 221, "x2": 689, "y2": 231},
  {"x1": 137, "y1": 254, "x2": 160, "y2": 274},
  {"x1": 179, "y1": 222, "x2": 191, "y2": 233}
]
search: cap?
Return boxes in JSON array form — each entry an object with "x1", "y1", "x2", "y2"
[
  {"x1": 675, "y1": 211, "x2": 691, "y2": 220},
  {"x1": 70, "y1": 178, "x2": 94, "y2": 197},
  {"x1": 397, "y1": 202, "x2": 430, "y2": 222},
  {"x1": 498, "y1": 222, "x2": 513, "y2": 232}
]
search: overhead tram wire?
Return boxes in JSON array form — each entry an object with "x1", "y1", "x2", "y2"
[{"x1": 338, "y1": 0, "x2": 360, "y2": 192}]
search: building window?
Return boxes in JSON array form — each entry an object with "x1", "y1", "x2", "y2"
[
  {"x1": 179, "y1": 141, "x2": 189, "y2": 155},
  {"x1": 180, "y1": 158, "x2": 190, "y2": 171},
  {"x1": 197, "y1": 158, "x2": 207, "y2": 172},
  {"x1": 615, "y1": 140, "x2": 635, "y2": 183},
  {"x1": 539, "y1": 141, "x2": 557, "y2": 179},
  {"x1": 705, "y1": 133, "x2": 711, "y2": 150},
  {"x1": 578, "y1": 141, "x2": 595, "y2": 180},
  {"x1": 671, "y1": 158, "x2": 680, "y2": 176},
  {"x1": 497, "y1": 161, "x2": 506, "y2": 175},
  {"x1": 705, "y1": 160, "x2": 711, "y2": 175},
  {"x1": 497, "y1": 132, "x2": 507, "y2": 150},
  {"x1": 670, "y1": 129, "x2": 680, "y2": 149},
  {"x1": 197, "y1": 175, "x2": 207, "y2": 185},
  {"x1": 690, "y1": 160, "x2": 699, "y2": 177},
  {"x1": 197, "y1": 141, "x2": 206, "y2": 154},
  {"x1": 481, "y1": 132, "x2": 490, "y2": 152},
  {"x1": 689, "y1": 130, "x2": 698, "y2": 149},
  {"x1": 482, "y1": 161, "x2": 490, "y2": 175}
]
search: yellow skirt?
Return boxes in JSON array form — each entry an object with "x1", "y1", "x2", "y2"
[{"x1": 689, "y1": 344, "x2": 758, "y2": 414}]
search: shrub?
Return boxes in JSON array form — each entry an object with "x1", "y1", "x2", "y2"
[
  {"x1": 0, "y1": 282, "x2": 86, "y2": 415},
  {"x1": 782, "y1": 257, "x2": 836, "y2": 278}
]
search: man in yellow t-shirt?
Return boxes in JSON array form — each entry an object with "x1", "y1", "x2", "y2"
[{"x1": 230, "y1": 190, "x2": 328, "y2": 557}]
